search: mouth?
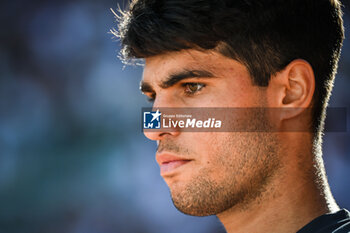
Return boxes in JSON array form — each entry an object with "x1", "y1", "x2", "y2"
[{"x1": 156, "y1": 153, "x2": 193, "y2": 175}]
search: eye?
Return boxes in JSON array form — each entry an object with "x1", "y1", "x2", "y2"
[
  {"x1": 145, "y1": 93, "x2": 156, "y2": 103},
  {"x1": 147, "y1": 97, "x2": 155, "y2": 103},
  {"x1": 183, "y1": 83, "x2": 206, "y2": 95}
]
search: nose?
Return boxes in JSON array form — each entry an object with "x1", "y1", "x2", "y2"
[
  {"x1": 143, "y1": 108, "x2": 180, "y2": 140},
  {"x1": 143, "y1": 129, "x2": 180, "y2": 141},
  {"x1": 143, "y1": 97, "x2": 180, "y2": 141}
]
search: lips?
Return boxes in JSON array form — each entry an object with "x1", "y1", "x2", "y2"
[{"x1": 156, "y1": 153, "x2": 192, "y2": 175}]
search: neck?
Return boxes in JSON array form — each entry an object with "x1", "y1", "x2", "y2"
[{"x1": 217, "y1": 133, "x2": 339, "y2": 233}]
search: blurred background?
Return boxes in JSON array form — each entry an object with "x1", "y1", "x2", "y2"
[{"x1": 0, "y1": 0, "x2": 349, "y2": 232}]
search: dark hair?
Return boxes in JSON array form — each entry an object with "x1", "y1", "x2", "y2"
[{"x1": 112, "y1": 0, "x2": 344, "y2": 141}]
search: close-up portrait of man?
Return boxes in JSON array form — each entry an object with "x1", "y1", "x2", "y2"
[
  {"x1": 2, "y1": 0, "x2": 350, "y2": 232},
  {"x1": 113, "y1": 0, "x2": 350, "y2": 232}
]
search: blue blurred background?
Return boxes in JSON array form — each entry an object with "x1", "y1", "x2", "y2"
[{"x1": 0, "y1": 1, "x2": 349, "y2": 232}]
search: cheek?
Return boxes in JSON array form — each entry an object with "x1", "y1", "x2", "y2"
[
  {"x1": 216, "y1": 83, "x2": 265, "y2": 108},
  {"x1": 194, "y1": 133, "x2": 237, "y2": 170}
]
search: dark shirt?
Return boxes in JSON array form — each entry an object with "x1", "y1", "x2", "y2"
[{"x1": 297, "y1": 209, "x2": 350, "y2": 233}]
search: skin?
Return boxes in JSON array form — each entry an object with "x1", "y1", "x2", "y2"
[{"x1": 141, "y1": 49, "x2": 339, "y2": 233}]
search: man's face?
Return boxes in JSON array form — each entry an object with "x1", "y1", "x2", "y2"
[{"x1": 142, "y1": 49, "x2": 281, "y2": 216}]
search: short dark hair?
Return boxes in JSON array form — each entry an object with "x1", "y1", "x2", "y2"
[{"x1": 112, "y1": 0, "x2": 344, "y2": 141}]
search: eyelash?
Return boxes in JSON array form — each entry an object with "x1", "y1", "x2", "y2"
[
  {"x1": 182, "y1": 82, "x2": 206, "y2": 96},
  {"x1": 147, "y1": 93, "x2": 156, "y2": 103},
  {"x1": 146, "y1": 83, "x2": 206, "y2": 103}
]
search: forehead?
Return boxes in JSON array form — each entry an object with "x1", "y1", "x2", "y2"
[{"x1": 142, "y1": 49, "x2": 248, "y2": 83}]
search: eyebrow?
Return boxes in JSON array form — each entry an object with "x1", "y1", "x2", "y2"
[{"x1": 140, "y1": 69, "x2": 215, "y2": 93}]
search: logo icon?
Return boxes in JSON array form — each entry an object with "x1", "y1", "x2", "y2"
[{"x1": 143, "y1": 109, "x2": 162, "y2": 129}]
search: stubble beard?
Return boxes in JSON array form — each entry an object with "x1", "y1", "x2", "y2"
[{"x1": 168, "y1": 111, "x2": 282, "y2": 216}]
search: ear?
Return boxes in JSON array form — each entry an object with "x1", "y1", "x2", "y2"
[{"x1": 266, "y1": 59, "x2": 315, "y2": 120}]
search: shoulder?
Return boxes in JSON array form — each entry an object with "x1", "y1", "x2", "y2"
[{"x1": 297, "y1": 209, "x2": 350, "y2": 233}]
